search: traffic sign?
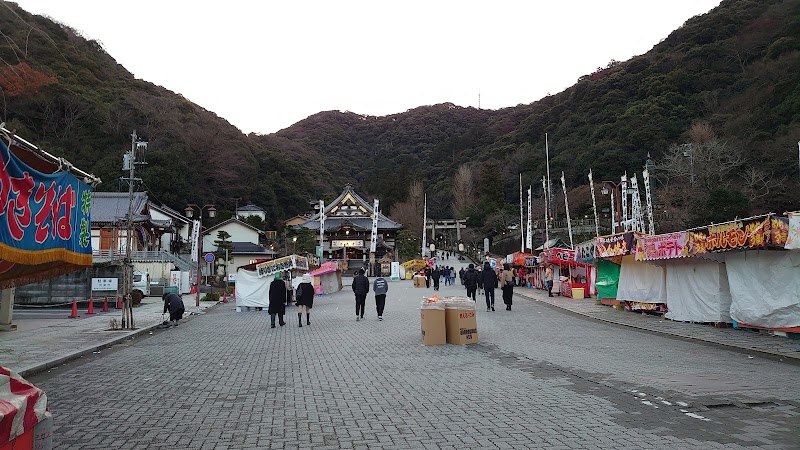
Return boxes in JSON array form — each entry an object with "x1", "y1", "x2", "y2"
[{"x1": 204, "y1": 252, "x2": 215, "y2": 263}]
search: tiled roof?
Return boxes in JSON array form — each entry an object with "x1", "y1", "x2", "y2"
[{"x1": 91, "y1": 192, "x2": 149, "y2": 224}]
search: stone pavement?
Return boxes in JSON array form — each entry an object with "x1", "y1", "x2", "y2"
[
  {"x1": 30, "y1": 262, "x2": 800, "y2": 449},
  {"x1": 1, "y1": 295, "x2": 217, "y2": 377},
  {"x1": 2, "y1": 256, "x2": 798, "y2": 379}
]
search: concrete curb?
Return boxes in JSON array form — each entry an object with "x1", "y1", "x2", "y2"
[{"x1": 18, "y1": 302, "x2": 220, "y2": 378}]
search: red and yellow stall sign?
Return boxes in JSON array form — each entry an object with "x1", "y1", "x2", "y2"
[{"x1": 692, "y1": 216, "x2": 788, "y2": 254}]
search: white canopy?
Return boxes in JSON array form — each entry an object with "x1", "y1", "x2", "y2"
[
  {"x1": 726, "y1": 250, "x2": 800, "y2": 328},
  {"x1": 616, "y1": 255, "x2": 666, "y2": 303}
]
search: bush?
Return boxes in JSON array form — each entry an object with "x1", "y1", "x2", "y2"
[{"x1": 201, "y1": 292, "x2": 220, "y2": 302}]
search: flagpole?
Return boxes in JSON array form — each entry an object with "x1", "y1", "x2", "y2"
[
  {"x1": 520, "y1": 173, "x2": 524, "y2": 252},
  {"x1": 561, "y1": 172, "x2": 573, "y2": 249},
  {"x1": 421, "y1": 194, "x2": 427, "y2": 258},
  {"x1": 589, "y1": 170, "x2": 600, "y2": 237}
]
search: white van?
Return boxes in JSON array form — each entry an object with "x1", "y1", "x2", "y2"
[{"x1": 132, "y1": 270, "x2": 150, "y2": 297}]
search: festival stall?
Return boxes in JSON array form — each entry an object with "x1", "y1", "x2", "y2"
[
  {"x1": 692, "y1": 215, "x2": 797, "y2": 331},
  {"x1": 235, "y1": 255, "x2": 309, "y2": 310},
  {"x1": 308, "y1": 261, "x2": 343, "y2": 295},
  {"x1": 536, "y1": 248, "x2": 588, "y2": 298},
  {"x1": 573, "y1": 239, "x2": 598, "y2": 297},
  {"x1": 596, "y1": 231, "x2": 666, "y2": 311},
  {"x1": 637, "y1": 231, "x2": 731, "y2": 323}
]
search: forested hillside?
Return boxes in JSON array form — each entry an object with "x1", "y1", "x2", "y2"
[{"x1": 0, "y1": 0, "x2": 798, "y2": 232}]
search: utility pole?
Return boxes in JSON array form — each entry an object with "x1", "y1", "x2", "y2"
[{"x1": 121, "y1": 130, "x2": 147, "y2": 329}]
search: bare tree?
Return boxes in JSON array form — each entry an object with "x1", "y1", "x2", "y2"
[
  {"x1": 451, "y1": 164, "x2": 474, "y2": 218},
  {"x1": 389, "y1": 179, "x2": 424, "y2": 234}
]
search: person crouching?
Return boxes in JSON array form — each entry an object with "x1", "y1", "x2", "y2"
[{"x1": 162, "y1": 292, "x2": 185, "y2": 327}]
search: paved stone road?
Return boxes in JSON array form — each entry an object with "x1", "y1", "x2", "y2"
[{"x1": 28, "y1": 263, "x2": 800, "y2": 449}]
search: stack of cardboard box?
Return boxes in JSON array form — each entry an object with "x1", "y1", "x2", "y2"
[{"x1": 420, "y1": 296, "x2": 478, "y2": 346}]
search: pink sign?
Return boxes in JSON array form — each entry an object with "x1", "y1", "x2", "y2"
[{"x1": 637, "y1": 232, "x2": 689, "y2": 261}]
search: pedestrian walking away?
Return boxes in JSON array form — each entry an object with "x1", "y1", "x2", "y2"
[
  {"x1": 545, "y1": 264, "x2": 555, "y2": 297},
  {"x1": 269, "y1": 273, "x2": 287, "y2": 328},
  {"x1": 501, "y1": 263, "x2": 514, "y2": 310},
  {"x1": 481, "y1": 262, "x2": 497, "y2": 311},
  {"x1": 424, "y1": 266, "x2": 432, "y2": 288},
  {"x1": 162, "y1": 292, "x2": 185, "y2": 326},
  {"x1": 373, "y1": 275, "x2": 389, "y2": 320},
  {"x1": 352, "y1": 269, "x2": 370, "y2": 320},
  {"x1": 463, "y1": 263, "x2": 479, "y2": 302},
  {"x1": 459, "y1": 267, "x2": 465, "y2": 285},
  {"x1": 432, "y1": 266, "x2": 441, "y2": 291},
  {"x1": 295, "y1": 273, "x2": 315, "y2": 327}
]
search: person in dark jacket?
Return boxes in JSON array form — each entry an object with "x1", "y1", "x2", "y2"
[
  {"x1": 481, "y1": 262, "x2": 498, "y2": 311},
  {"x1": 431, "y1": 266, "x2": 441, "y2": 291},
  {"x1": 424, "y1": 266, "x2": 432, "y2": 288},
  {"x1": 295, "y1": 274, "x2": 315, "y2": 327},
  {"x1": 459, "y1": 267, "x2": 466, "y2": 285},
  {"x1": 269, "y1": 273, "x2": 287, "y2": 328},
  {"x1": 352, "y1": 269, "x2": 370, "y2": 321},
  {"x1": 463, "y1": 264, "x2": 479, "y2": 302},
  {"x1": 373, "y1": 275, "x2": 389, "y2": 320},
  {"x1": 501, "y1": 263, "x2": 514, "y2": 310},
  {"x1": 162, "y1": 292, "x2": 185, "y2": 326}
]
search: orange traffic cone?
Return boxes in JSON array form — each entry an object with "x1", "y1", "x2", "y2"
[
  {"x1": 86, "y1": 297, "x2": 95, "y2": 314},
  {"x1": 222, "y1": 291, "x2": 228, "y2": 303},
  {"x1": 116, "y1": 295, "x2": 122, "y2": 309},
  {"x1": 69, "y1": 299, "x2": 79, "y2": 318},
  {"x1": 102, "y1": 296, "x2": 109, "y2": 313}
]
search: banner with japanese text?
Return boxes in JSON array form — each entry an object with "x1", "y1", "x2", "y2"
[
  {"x1": 692, "y1": 216, "x2": 788, "y2": 255},
  {"x1": 0, "y1": 139, "x2": 92, "y2": 287},
  {"x1": 574, "y1": 239, "x2": 596, "y2": 263},
  {"x1": 636, "y1": 232, "x2": 690, "y2": 261},
  {"x1": 595, "y1": 232, "x2": 638, "y2": 259}
]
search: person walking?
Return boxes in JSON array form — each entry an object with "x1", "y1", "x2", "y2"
[
  {"x1": 459, "y1": 267, "x2": 465, "y2": 285},
  {"x1": 431, "y1": 266, "x2": 441, "y2": 291},
  {"x1": 373, "y1": 275, "x2": 389, "y2": 320},
  {"x1": 352, "y1": 269, "x2": 370, "y2": 321},
  {"x1": 481, "y1": 262, "x2": 497, "y2": 311},
  {"x1": 162, "y1": 292, "x2": 185, "y2": 327},
  {"x1": 424, "y1": 266, "x2": 432, "y2": 288},
  {"x1": 295, "y1": 273, "x2": 315, "y2": 327},
  {"x1": 269, "y1": 273, "x2": 287, "y2": 328},
  {"x1": 463, "y1": 263, "x2": 479, "y2": 302},
  {"x1": 476, "y1": 266, "x2": 484, "y2": 296},
  {"x1": 545, "y1": 264, "x2": 555, "y2": 297},
  {"x1": 501, "y1": 263, "x2": 514, "y2": 310}
]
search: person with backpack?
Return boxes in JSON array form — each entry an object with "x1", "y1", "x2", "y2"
[
  {"x1": 295, "y1": 273, "x2": 315, "y2": 327},
  {"x1": 373, "y1": 275, "x2": 389, "y2": 321},
  {"x1": 481, "y1": 262, "x2": 498, "y2": 311}
]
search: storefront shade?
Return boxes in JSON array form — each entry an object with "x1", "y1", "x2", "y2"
[{"x1": 0, "y1": 140, "x2": 93, "y2": 288}]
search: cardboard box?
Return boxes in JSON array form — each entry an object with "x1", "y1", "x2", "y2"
[
  {"x1": 420, "y1": 308, "x2": 446, "y2": 345},
  {"x1": 445, "y1": 307, "x2": 479, "y2": 345},
  {"x1": 571, "y1": 287, "x2": 585, "y2": 299},
  {"x1": 413, "y1": 275, "x2": 427, "y2": 288}
]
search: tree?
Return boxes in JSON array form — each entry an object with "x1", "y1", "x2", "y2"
[
  {"x1": 395, "y1": 229, "x2": 420, "y2": 262},
  {"x1": 452, "y1": 164, "x2": 474, "y2": 219},
  {"x1": 213, "y1": 231, "x2": 234, "y2": 283},
  {"x1": 389, "y1": 180, "x2": 424, "y2": 234}
]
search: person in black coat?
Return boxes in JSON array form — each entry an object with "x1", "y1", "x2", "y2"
[
  {"x1": 424, "y1": 266, "x2": 432, "y2": 288},
  {"x1": 481, "y1": 262, "x2": 498, "y2": 311},
  {"x1": 162, "y1": 292, "x2": 185, "y2": 326},
  {"x1": 296, "y1": 273, "x2": 315, "y2": 327},
  {"x1": 352, "y1": 269, "x2": 370, "y2": 321},
  {"x1": 431, "y1": 266, "x2": 441, "y2": 291},
  {"x1": 463, "y1": 264, "x2": 479, "y2": 302},
  {"x1": 269, "y1": 273, "x2": 287, "y2": 328},
  {"x1": 459, "y1": 267, "x2": 466, "y2": 285}
]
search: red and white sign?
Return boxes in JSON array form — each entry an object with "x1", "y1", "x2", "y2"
[{"x1": 0, "y1": 366, "x2": 48, "y2": 443}]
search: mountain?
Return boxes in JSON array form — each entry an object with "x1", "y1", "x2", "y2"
[{"x1": 1, "y1": 0, "x2": 798, "y2": 232}]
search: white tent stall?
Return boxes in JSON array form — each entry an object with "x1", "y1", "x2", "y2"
[
  {"x1": 664, "y1": 258, "x2": 732, "y2": 323},
  {"x1": 616, "y1": 255, "x2": 667, "y2": 311}
]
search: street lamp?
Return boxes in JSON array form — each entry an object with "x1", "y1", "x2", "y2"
[
  {"x1": 185, "y1": 203, "x2": 216, "y2": 307},
  {"x1": 601, "y1": 181, "x2": 623, "y2": 233},
  {"x1": 292, "y1": 236, "x2": 297, "y2": 255}
]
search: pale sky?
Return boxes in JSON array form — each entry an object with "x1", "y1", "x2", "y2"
[{"x1": 13, "y1": 1, "x2": 722, "y2": 135}]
